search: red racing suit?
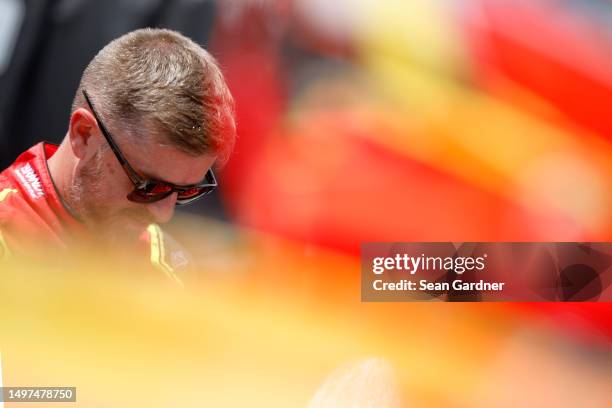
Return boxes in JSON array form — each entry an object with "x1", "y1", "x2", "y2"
[{"x1": 0, "y1": 142, "x2": 191, "y2": 284}]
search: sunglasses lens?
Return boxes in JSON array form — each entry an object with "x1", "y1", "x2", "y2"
[
  {"x1": 127, "y1": 183, "x2": 173, "y2": 204},
  {"x1": 127, "y1": 181, "x2": 216, "y2": 205},
  {"x1": 127, "y1": 191, "x2": 156, "y2": 203},
  {"x1": 148, "y1": 184, "x2": 173, "y2": 195},
  {"x1": 176, "y1": 186, "x2": 215, "y2": 205},
  {"x1": 177, "y1": 187, "x2": 202, "y2": 199}
]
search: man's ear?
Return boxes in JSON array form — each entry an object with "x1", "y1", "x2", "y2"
[{"x1": 69, "y1": 108, "x2": 99, "y2": 160}]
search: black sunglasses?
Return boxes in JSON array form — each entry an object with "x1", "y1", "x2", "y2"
[{"x1": 82, "y1": 89, "x2": 217, "y2": 205}]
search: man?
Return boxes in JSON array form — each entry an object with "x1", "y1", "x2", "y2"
[{"x1": 0, "y1": 28, "x2": 236, "y2": 281}]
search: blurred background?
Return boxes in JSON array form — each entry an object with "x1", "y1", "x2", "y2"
[{"x1": 0, "y1": 0, "x2": 611, "y2": 406}]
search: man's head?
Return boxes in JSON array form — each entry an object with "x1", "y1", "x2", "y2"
[{"x1": 56, "y1": 28, "x2": 235, "y2": 239}]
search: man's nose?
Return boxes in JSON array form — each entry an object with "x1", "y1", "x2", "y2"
[{"x1": 146, "y1": 192, "x2": 177, "y2": 224}]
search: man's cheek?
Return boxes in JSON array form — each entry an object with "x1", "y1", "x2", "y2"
[
  {"x1": 104, "y1": 178, "x2": 131, "y2": 203},
  {"x1": 100, "y1": 160, "x2": 132, "y2": 202}
]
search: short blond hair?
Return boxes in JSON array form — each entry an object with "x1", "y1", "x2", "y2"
[{"x1": 73, "y1": 28, "x2": 235, "y2": 163}]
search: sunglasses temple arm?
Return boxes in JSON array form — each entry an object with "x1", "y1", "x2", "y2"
[{"x1": 82, "y1": 89, "x2": 146, "y2": 188}]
